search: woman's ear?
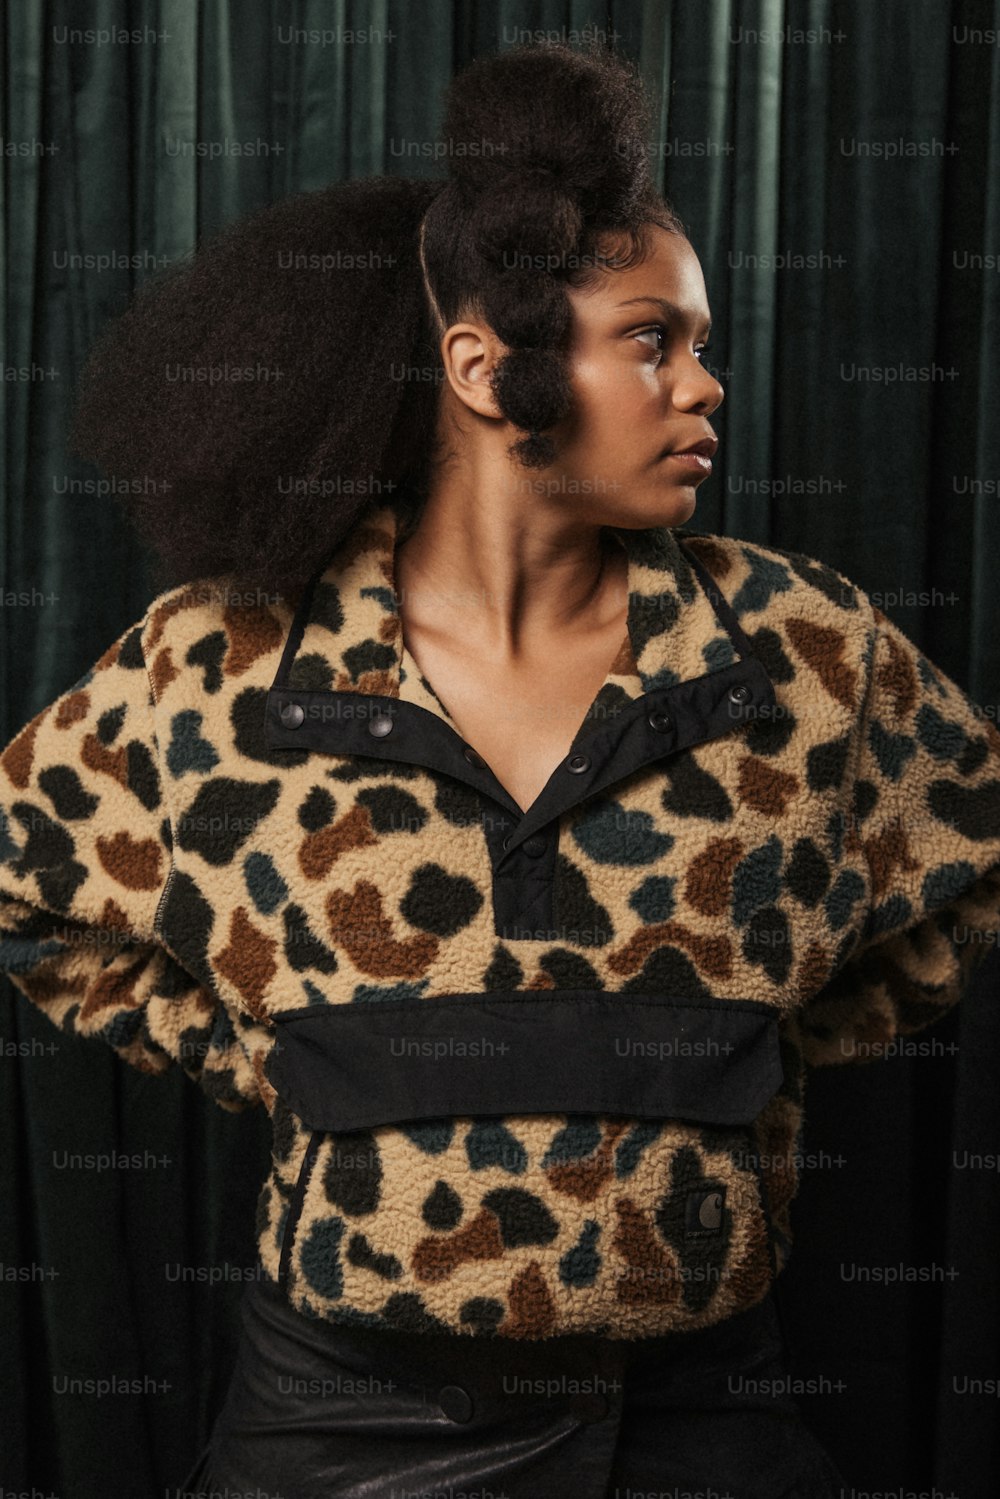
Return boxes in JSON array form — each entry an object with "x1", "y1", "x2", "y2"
[{"x1": 438, "y1": 320, "x2": 507, "y2": 421}]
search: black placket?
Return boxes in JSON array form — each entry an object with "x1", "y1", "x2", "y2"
[{"x1": 264, "y1": 539, "x2": 777, "y2": 939}]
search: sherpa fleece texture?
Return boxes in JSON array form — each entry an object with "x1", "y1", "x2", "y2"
[{"x1": 2, "y1": 498, "x2": 1000, "y2": 1341}]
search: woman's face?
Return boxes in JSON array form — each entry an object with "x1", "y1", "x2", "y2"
[{"x1": 550, "y1": 223, "x2": 724, "y2": 530}]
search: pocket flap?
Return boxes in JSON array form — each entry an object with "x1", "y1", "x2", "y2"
[{"x1": 264, "y1": 991, "x2": 785, "y2": 1132}]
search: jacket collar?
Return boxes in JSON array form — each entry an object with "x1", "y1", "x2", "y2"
[{"x1": 264, "y1": 498, "x2": 776, "y2": 848}]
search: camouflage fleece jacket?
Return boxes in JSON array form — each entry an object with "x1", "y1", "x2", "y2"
[{"x1": 2, "y1": 497, "x2": 1000, "y2": 1341}]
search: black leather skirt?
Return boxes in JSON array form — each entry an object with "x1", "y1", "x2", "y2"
[{"x1": 177, "y1": 1268, "x2": 846, "y2": 1499}]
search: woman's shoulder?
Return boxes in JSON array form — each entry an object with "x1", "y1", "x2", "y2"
[
  {"x1": 137, "y1": 570, "x2": 304, "y2": 685},
  {"x1": 672, "y1": 523, "x2": 877, "y2": 634}
]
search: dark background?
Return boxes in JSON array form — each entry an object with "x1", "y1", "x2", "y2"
[{"x1": 2, "y1": 0, "x2": 999, "y2": 1493}]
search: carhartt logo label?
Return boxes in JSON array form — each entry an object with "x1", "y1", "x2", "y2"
[
  {"x1": 686, "y1": 1187, "x2": 725, "y2": 1234},
  {"x1": 701, "y1": 1192, "x2": 723, "y2": 1228}
]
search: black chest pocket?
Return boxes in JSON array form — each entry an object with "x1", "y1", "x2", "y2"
[{"x1": 264, "y1": 990, "x2": 784, "y2": 1131}]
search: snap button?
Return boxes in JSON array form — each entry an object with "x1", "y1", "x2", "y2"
[
  {"x1": 647, "y1": 708, "x2": 672, "y2": 731},
  {"x1": 565, "y1": 753, "x2": 590, "y2": 774},
  {"x1": 502, "y1": 836, "x2": 510, "y2": 850},
  {"x1": 570, "y1": 1390, "x2": 610, "y2": 1422},
  {"x1": 279, "y1": 702, "x2": 304, "y2": 729},
  {"x1": 523, "y1": 835, "x2": 546, "y2": 858},
  {"x1": 368, "y1": 714, "x2": 394, "y2": 737},
  {"x1": 437, "y1": 1383, "x2": 473, "y2": 1423},
  {"x1": 727, "y1": 683, "x2": 751, "y2": 705},
  {"x1": 463, "y1": 746, "x2": 485, "y2": 767}
]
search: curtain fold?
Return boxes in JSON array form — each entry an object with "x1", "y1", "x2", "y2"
[{"x1": 2, "y1": 2, "x2": 997, "y2": 1492}]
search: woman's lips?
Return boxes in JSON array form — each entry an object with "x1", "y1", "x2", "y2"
[{"x1": 664, "y1": 450, "x2": 713, "y2": 473}]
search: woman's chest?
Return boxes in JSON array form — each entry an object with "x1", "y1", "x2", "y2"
[{"x1": 400, "y1": 626, "x2": 637, "y2": 814}]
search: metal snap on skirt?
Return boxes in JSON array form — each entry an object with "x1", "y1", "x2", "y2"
[{"x1": 176, "y1": 1266, "x2": 847, "y2": 1499}]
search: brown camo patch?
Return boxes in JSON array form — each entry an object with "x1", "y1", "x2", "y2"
[
  {"x1": 326, "y1": 880, "x2": 438, "y2": 978},
  {"x1": 299, "y1": 804, "x2": 379, "y2": 881},
  {"x1": 98, "y1": 897, "x2": 136, "y2": 932},
  {"x1": 501, "y1": 1261, "x2": 557, "y2": 1337},
  {"x1": 146, "y1": 588, "x2": 204, "y2": 653},
  {"x1": 607, "y1": 922, "x2": 733, "y2": 981},
  {"x1": 682, "y1": 535, "x2": 733, "y2": 580},
  {"x1": 794, "y1": 939, "x2": 833, "y2": 1000},
  {"x1": 784, "y1": 616, "x2": 858, "y2": 710},
  {"x1": 55, "y1": 692, "x2": 90, "y2": 729},
  {"x1": 215, "y1": 907, "x2": 278, "y2": 1017},
  {"x1": 96, "y1": 830, "x2": 163, "y2": 891},
  {"x1": 80, "y1": 734, "x2": 130, "y2": 791},
  {"x1": 609, "y1": 631, "x2": 639, "y2": 675},
  {"x1": 379, "y1": 613, "x2": 401, "y2": 648},
  {"x1": 150, "y1": 645, "x2": 180, "y2": 698},
  {"x1": 612, "y1": 1197, "x2": 682, "y2": 1305},
  {"x1": 876, "y1": 628, "x2": 918, "y2": 719},
  {"x1": 737, "y1": 756, "x2": 800, "y2": 815},
  {"x1": 78, "y1": 950, "x2": 160, "y2": 1021},
  {"x1": 685, "y1": 837, "x2": 744, "y2": 916},
  {"x1": 412, "y1": 1205, "x2": 504, "y2": 1282},
  {"x1": 221, "y1": 603, "x2": 284, "y2": 676},
  {"x1": 338, "y1": 667, "x2": 397, "y2": 696},
  {"x1": 0, "y1": 711, "x2": 44, "y2": 788},
  {"x1": 864, "y1": 824, "x2": 921, "y2": 903},
  {"x1": 545, "y1": 1120, "x2": 631, "y2": 1202}
]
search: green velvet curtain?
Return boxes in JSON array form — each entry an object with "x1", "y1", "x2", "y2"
[{"x1": 2, "y1": 1, "x2": 999, "y2": 1493}]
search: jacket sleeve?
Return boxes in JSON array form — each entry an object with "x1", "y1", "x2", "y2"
[
  {"x1": 0, "y1": 614, "x2": 262, "y2": 1111},
  {"x1": 797, "y1": 602, "x2": 1000, "y2": 1067}
]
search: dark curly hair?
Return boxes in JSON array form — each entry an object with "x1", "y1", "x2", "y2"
[{"x1": 67, "y1": 40, "x2": 684, "y2": 601}]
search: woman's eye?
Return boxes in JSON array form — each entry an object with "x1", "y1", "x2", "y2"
[
  {"x1": 634, "y1": 326, "x2": 713, "y2": 364},
  {"x1": 634, "y1": 325, "x2": 666, "y2": 356}
]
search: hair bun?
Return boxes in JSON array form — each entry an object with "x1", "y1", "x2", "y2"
[
  {"x1": 470, "y1": 167, "x2": 583, "y2": 271},
  {"x1": 438, "y1": 41, "x2": 655, "y2": 224}
]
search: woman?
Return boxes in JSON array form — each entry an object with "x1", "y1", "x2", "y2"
[{"x1": 3, "y1": 39, "x2": 999, "y2": 1499}]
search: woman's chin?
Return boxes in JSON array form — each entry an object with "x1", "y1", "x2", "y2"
[
  {"x1": 653, "y1": 484, "x2": 699, "y2": 523},
  {"x1": 620, "y1": 497, "x2": 698, "y2": 533}
]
